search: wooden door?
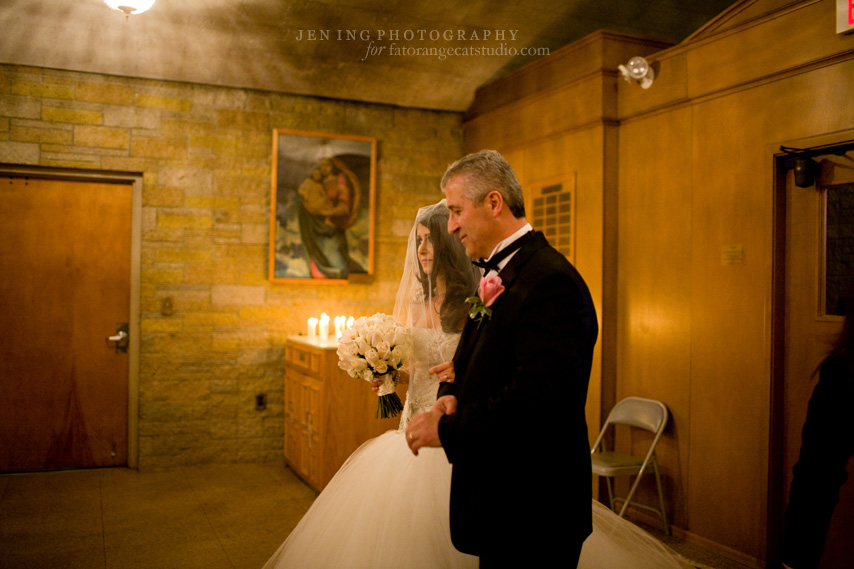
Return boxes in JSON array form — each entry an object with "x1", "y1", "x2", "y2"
[
  {"x1": 776, "y1": 148, "x2": 854, "y2": 569},
  {"x1": 0, "y1": 175, "x2": 132, "y2": 472}
]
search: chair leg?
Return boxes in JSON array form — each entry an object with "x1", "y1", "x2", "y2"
[
  {"x1": 617, "y1": 472, "x2": 644, "y2": 519},
  {"x1": 652, "y1": 461, "x2": 670, "y2": 535},
  {"x1": 605, "y1": 477, "x2": 616, "y2": 511}
]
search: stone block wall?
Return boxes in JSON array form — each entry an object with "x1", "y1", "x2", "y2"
[{"x1": 0, "y1": 64, "x2": 463, "y2": 469}]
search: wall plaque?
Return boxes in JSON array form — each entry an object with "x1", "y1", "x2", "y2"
[{"x1": 722, "y1": 244, "x2": 745, "y2": 266}]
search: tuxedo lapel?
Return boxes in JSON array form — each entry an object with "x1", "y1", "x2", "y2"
[
  {"x1": 452, "y1": 311, "x2": 482, "y2": 374},
  {"x1": 451, "y1": 232, "x2": 547, "y2": 378},
  {"x1": 494, "y1": 231, "x2": 547, "y2": 289}
]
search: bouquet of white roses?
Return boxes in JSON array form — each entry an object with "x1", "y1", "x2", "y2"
[{"x1": 336, "y1": 313, "x2": 411, "y2": 419}]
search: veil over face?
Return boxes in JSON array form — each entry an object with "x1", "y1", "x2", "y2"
[{"x1": 393, "y1": 201, "x2": 480, "y2": 333}]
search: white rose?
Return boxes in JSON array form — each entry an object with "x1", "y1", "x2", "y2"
[
  {"x1": 350, "y1": 357, "x2": 367, "y2": 373},
  {"x1": 364, "y1": 348, "x2": 380, "y2": 367},
  {"x1": 379, "y1": 319, "x2": 395, "y2": 335},
  {"x1": 365, "y1": 328, "x2": 380, "y2": 347},
  {"x1": 373, "y1": 359, "x2": 389, "y2": 375},
  {"x1": 391, "y1": 344, "x2": 409, "y2": 367},
  {"x1": 375, "y1": 340, "x2": 390, "y2": 359},
  {"x1": 336, "y1": 341, "x2": 356, "y2": 358},
  {"x1": 337, "y1": 359, "x2": 355, "y2": 377},
  {"x1": 338, "y1": 353, "x2": 366, "y2": 374},
  {"x1": 386, "y1": 347, "x2": 401, "y2": 368}
]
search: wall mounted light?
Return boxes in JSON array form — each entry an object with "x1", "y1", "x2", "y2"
[
  {"x1": 104, "y1": 0, "x2": 156, "y2": 17},
  {"x1": 793, "y1": 157, "x2": 819, "y2": 188},
  {"x1": 618, "y1": 56, "x2": 655, "y2": 89},
  {"x1": 781, "y1": 145, "x2": 820, "y2": 188}
]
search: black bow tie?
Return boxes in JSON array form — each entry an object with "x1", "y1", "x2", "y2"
[{"x1": 472, "y1": 232, "x2": 531, "y2": 273}]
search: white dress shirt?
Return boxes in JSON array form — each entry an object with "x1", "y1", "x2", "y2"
[{"x1": 483, "y1": 223, "x2": 533, "y2": 274}]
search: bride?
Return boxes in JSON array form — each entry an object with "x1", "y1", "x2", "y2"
[{"x1": 262, "y1": 201, "x2": 703, "y2": 569}]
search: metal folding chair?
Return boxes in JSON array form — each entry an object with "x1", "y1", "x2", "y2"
[{"x1": 590, "y1": 396, "x2": 670, "y2": 534}]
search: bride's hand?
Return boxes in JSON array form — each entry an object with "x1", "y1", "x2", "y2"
[
  {"x1": 371, "y1": 369, "x2": 408, "y2": 392},
  {"x1": 433, "y1": 394, "x2": 457, "y2": 415},
  {"x1": 429, "y1": 361, "x2": 455, "y2": 383},
  {"x1": 406, "y1": 395, "x2": 456, "y2": 455}
]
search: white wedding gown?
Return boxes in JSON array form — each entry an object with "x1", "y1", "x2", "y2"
[{"x1": 262, "y1": 327, "x2": 701, "y2": 569}]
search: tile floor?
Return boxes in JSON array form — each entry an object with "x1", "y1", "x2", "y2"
[
  {"x1": 0, "y1": 462, "x2": 751, "y2": 569},
  {"x1": 639, "y1": 523, "x2": 754, "y2": 569},
  {"x1": 0, "y1": 463, "x2": 315, "y2": 569}
]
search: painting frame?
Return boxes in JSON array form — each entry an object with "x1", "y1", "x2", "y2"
[{"x1": 268, "y1": 129, "x2": 377, "y2": 284}]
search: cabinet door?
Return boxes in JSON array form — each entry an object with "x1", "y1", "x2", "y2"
[
  {"x1": 284, "y1": 371, "x2": 300, "y2": 473},
  {"x1": 285, "y1": 368, "x2": 324, "y2": 489},
  {"x1": 301, "y1": 374, "x2": 323, "y2": 487}
]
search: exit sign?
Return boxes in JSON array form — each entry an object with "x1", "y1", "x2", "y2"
[{"x1": 840, "y1": 0, "x2": 854, "y2": 34}]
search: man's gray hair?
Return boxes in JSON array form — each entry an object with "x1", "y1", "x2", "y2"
[{"x1": 441, "y1": 150, "x2": 526, "y2": 218}]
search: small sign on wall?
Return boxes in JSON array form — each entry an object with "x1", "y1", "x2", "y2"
[
  {"x1": 839, "y1": 0, "x2": 854, "y2": 34},
  {"x1": 722, "y1": 244, "x2": 746, "y2": 266}
]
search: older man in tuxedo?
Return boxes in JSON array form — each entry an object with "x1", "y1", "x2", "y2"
[{"x1": 406, "y1": 149, "x2": 598, "y2": 567}]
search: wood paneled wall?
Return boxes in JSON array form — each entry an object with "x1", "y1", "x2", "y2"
[
  {"x1": 465, "y1": 30, "x2": 670, "y2": 461},
  {"x1": 463, "y1": 0, "x2": 854, "y2": 565}
]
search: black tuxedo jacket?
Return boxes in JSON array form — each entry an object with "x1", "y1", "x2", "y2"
[{"x1": 437, "y1": 231, "x2": 598, "y2": 561}]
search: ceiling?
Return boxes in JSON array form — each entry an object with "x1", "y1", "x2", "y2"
[{"x1": 0, "y1": 0, "x2": 736, "y2": 112}]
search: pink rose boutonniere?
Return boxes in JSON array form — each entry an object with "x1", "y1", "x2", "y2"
[{"x1": 466, "y1": 274, "x2": 505, "y2": 327}]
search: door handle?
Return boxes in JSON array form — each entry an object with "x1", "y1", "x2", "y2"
[
  {"x1": 107, "y1": 331, "x2": 128, "y2": 343},
  {"x1": 106, "y1": 323, "x2": 129, "y2": 353}
]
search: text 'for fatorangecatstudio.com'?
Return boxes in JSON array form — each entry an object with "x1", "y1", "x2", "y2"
[{"x1": 295, "y1": 29, "x2": 550, "y2": 62}]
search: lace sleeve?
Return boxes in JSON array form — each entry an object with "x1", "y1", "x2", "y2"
[{"x1": 397, "y1": 329, "x2": 460, "y2": 431}]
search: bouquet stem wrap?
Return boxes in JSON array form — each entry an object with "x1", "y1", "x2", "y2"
[{"x1": 375, "y1": 373, "x2": 403, "y2": 419}]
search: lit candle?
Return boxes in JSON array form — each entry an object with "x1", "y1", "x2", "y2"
[
  {"x1": 346, "y1": 316, "x2": 354, "y2": 329},
  {"x1": 334, "y1": 316, "x2": 343, "y2": 339},
  {"x1": 319, "y1": 313, "x2": 330, "y2": 345},
  {"x1": 307, "y1": 317, "x2": 318, "y2": 341}
]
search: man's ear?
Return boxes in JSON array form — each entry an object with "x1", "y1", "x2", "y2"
[{"x1": 485, "y1": 191, "x2": 503, "y2": 217}]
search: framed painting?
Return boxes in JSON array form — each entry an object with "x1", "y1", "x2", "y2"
[{"x1": 269, "y1": 129, "x2": 376, "y2": 283}]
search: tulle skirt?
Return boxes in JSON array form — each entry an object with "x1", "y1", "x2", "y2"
[
  {"x1": 583, "y1": 503, "x2": 702, "y2": 569},
  {"x1": 262, "y1": 430, "x2": 477, "y2": 569},
  {"x1": 263, "y1": 429, "x2": 701, "y2": 569}
]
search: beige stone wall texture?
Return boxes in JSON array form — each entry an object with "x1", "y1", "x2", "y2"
[{"x1": 0, "y1": 64, "x2": 463, "y2": 469}]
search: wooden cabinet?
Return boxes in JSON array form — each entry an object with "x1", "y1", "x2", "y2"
[{"x1": 284, "y1": 336, "x2": 406, "y2": 491}]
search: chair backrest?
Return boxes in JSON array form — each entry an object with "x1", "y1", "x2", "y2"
[{"x1": 605, "y1": 397, "x2": 668, "y2": 434}]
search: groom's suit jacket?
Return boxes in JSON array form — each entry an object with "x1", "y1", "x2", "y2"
[{"x1": 438, "y1": 230, "x2": 598, "y2": 561}]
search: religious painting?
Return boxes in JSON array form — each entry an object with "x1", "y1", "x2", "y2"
[{"x1": 269, "y1": 129, "x2": 376, "y2": 283}]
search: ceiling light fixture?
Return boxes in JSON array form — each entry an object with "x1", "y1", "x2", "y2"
[
  {"x1": 618, "y1": 56, "x2": 655, "y2": 89},
  {"x1": 104, "y1": 0, "x2": 156, "y2": 18}
]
